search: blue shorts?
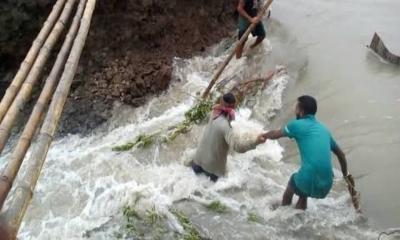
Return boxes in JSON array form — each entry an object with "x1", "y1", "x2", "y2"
[{"x1": 238, "y1": 16, "x2": 266, "y2": 40}]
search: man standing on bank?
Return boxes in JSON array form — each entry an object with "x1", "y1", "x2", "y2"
[
  {"x1": 262, "y1": 95, "x2": 353, "y2": 210},
  {"x1": 236, "y1": 0, "x2": 270, "y2": 59}
]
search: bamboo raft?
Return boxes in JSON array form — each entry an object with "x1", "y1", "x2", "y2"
[{"x1": 369, "y1": 32, "x2": 400, "y2": 65}]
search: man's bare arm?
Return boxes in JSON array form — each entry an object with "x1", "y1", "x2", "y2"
[
  {"x1": 263, "y1": 129, "x2": 285, "y2": 140},
  {"x1": 332, "y1": 146, "x2": 348, "y2": 177},
  {"x1": 237, "y1": 0, "x2": 253, "y2": 22}
]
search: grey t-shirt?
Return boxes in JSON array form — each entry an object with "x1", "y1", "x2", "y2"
[{"x1": 193, "y1": 115, "x2": 258, "y2": 177}]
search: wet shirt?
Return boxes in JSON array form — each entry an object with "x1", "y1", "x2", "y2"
[
  {"x1": 193, "y1": 115, "x2": 258, "y2": 177},
  {"x1": 282, "y1": 115, "x2": 338, "y2": 198}
]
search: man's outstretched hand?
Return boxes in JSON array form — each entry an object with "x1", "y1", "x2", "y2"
[{"x1": 256, "y1": 133, "x2": 267, "y2": 144}]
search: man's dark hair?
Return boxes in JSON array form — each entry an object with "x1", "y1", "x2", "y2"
[
  {"x1": 223, "y1": 92, "x2": 236, "y2": 104},
  {"x1": 297, "y1": 95, "x2": 317, "y2": 115}
]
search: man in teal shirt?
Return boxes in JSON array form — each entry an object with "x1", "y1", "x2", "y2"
[{"x1": 263, "y1": 95, "x2": 351, "y2": 210}]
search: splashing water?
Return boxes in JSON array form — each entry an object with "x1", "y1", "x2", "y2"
[{"x1": 0, "y1": 20, "x2": 380, "y2": 240}]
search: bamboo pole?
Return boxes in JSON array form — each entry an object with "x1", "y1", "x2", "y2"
[
  {"x1": 202, "y1": 0, "x2": 274, "y2": 99},
  {"x1": 0, "y1": 0, "x2": 67, "y2": 123},
  {"x1": 2, "y1": 0, "x2": 97, "y2": 237},
  {"x1": 0, "y1": 0, "x2": 87, "y2": 211},
  {"x1": 0, "y1": 0, "x2": 77, "y2": 155}
]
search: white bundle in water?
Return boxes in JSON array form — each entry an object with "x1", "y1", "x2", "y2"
[{"x1": 230, "y1": 108, "x2": 265, "y2": 150}]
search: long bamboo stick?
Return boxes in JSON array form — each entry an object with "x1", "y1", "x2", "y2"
[
  {"x1": 2, "y1": 0, "x2": 97, "y2": 237},
  {"x1": 0, "y1": 0, "x2": 67, "y2": 123},
  {"x1": 0, "y1": 0, "x2": 87, "y2": 211},
  {"x1": 0, "y1": 0, "x2": 77, "y2": 155},
  {"x1": 202, "y1": 0, "x2": 274, "y2": 99}
]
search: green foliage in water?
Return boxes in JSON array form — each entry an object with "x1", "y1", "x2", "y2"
[
  {"x1": 122, "y1": 206, "x2": 140, "y2": 235},
  {"x1": 247, "y1": 212, "x2": 264, "y2": 224},
  {"x1": 171, "y1": 209, "x2": 202, "y2": 240},
  {"x1": 165, "y1": 120, "x2": 191, "y2": 142},
  {"x1": 112, "y1": 133, "x2": 156, "y2": 152},
  {"x1": 184, "y1": 99, "x2": 213, "y2": 124},
  {"x1": 205, "y1": 201, "x2": 229, "y2": 214},
  {"x1": 117, "y1": 205, "x2": 206, "y2": 240},
  {"x1": 165, "y1": 99, "x2": 212, "y2": 142},
  {"x1": 145, "y1": 206, "x2": 164, "y2": 225},
  {"x1": 112, "y1": 142, "x2": 135, "y2": 152},
  {"x1": 119, "y1": 205, "x2": 165, "y2": 238},
  {"x1": 135, "y1": 134, "x2": 155, "y2": 148},
  {"x1": 123, "y1": 206, "x2": 141, "y2": 220}
]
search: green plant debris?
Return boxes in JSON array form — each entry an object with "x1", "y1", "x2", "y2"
[
  {"x1": 119, "y1": 205, "x2": 167, "y2": 239},
  {"x1": 112, "y1": 133, "x2": 156, "y2": 152},
  {"x1": 135, "y1": 134, "x2": 156, "y2": 148},
  {"x1": 119, "y1": 205, "x2": 207, "y2": 240},
  {"x1": 123, "y1": 206, "x2": 141, "y2": 220},
  {"x1": 165, "y1": 120, "x2": 191, "y2": 142},
  {"x1": 184, "y1": 99, "x2": 213, "y2": 124},
  {"x1": 205, "y1": 201, "x2": 229, "y2": 214},
  {"x1": 247, "y1": 212, "x2": 264, "y2": 224},
  {"x1": 145, "y1": 206, "x2": 164, "y2": 225},
  {"x1": 171, "y1": 209, "x2": 202, "y2": 240},
  {"x1": 112, "y1": 142, "x2": 135, "y2": 152},
  {"x1": 166, "y1": 99, "x2": 213, "y2": 141},
  {"x1": 122, "y1": 206, "x2": 139, "y2": 235}
]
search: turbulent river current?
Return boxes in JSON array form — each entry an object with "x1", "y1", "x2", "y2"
[{"x1": 1, "y1": 0, "x2": 400, "y2": 239}]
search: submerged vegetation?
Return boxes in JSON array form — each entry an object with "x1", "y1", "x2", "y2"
[
  {"x1": 112, "y1": 133, "x2": 158, "y2": 151},
  {"x1": 117, "y1": 205, "x2": 166, "y2": 239},
  {"x1": 117, "y1": 205, "x2": 206, "y2": 240},
  {"x1": 205, "y1": 200, "x2": 229, "y2": 214},
  {"x1": 171, "y1": 209, "x2": 203, "y2": 240},
  {"x1": 145, "y1": 206, "x2": 164, "y2": 225},
  {"x1": 112, "y1": 99, "x2": 213, "y2": 151},
  {"x1": 247, "y1": 212, "x2": 264, "y2": 224}
]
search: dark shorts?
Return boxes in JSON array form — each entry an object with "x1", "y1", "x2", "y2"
[
  {"x1": 289, "y1": 174, "x2": 307, "y2": 198},
  {"x1": 238, "y1": 16, "x2": 266, "y2": 40},
  {"x1": 192, "y1": 163, "x2": 218, "y2": 182}
]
